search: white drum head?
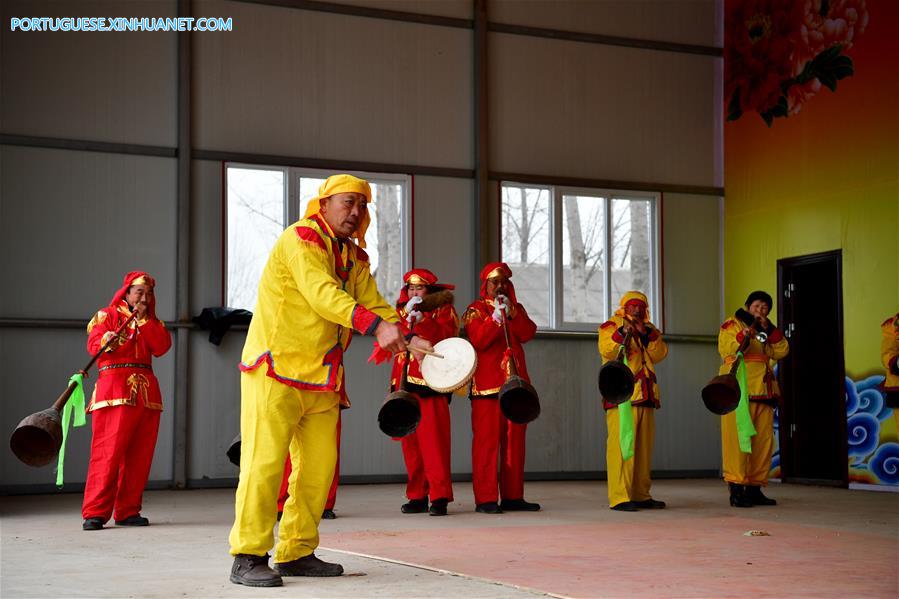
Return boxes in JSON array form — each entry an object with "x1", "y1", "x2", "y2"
[{"x1": 421, "y1": 337, "x2": 477, "y2": 393}]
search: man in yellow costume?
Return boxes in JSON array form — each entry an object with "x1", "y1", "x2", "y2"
[
  {"x1": 717, "y1": 290, "x2": 789, "y2": 508},
  {"x1": 598, "y1": 291, "x2": 668, "y2": 512},
  {"x1": 228, "y1": 174, "x2": 428, "y2": 587},
  {"x1": 881, "y1": 312, "x2": 899, "y2": 429}
]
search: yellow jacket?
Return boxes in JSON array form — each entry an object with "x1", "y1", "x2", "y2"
[
  {"x1": 240, "y1": 213, "x2": 398, "y2": 391},
  {"x1": 717, "y1": 315, "x2": 789, "y2": 402},
  {"x1": 881, "y1": 313, "x2": 899, "y2": 393},
  {"x1": 598, "y1": 315, "x2": 668, "y2": 408}
]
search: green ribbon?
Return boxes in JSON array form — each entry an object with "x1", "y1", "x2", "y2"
[
  {"x1": 617, "y1": 351, "x2": 635, "y2": 461},
  {"x1": 56, "y1": 373, "x2": 87, "y2": 488},
  {"x1": 734, "y1": 352, "x2": 757, "y2": 454}
]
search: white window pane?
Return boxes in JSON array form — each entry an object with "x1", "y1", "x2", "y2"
[
  {"x1": 227, "y1": 168, "x2": 285, "y2": 309},
  {"x1": 562, "y1": 194, "x2": 606, "y2": 323},
  {"x1": 299, "y1": 177, "x2": 403, "y2": 303},
  {"x1": 501, "y1": 185, "x2": 550, "y2": 327},
  {"x1": 610, "y1": 198, "x2": 654, "y2": 313}
]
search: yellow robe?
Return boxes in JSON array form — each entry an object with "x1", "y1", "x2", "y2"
[
  {"x1": 717, "y1": 315, "x2": 789, "y2": 486},
  {"x1": 231, "y1": 214, "x2": 398, "y2": 562},
  {"x1": 598, "y1": 316, "x2": 667, "y2": 506}
]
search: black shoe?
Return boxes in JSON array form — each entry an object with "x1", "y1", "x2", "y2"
[
  {"x1": 728, "y1": 483, "x2": 753, "y2": 508},
  {"x1": 746, "y1": 485, "x2": 777, "y2": 506},
  {"x1": 321, "y1": 509, "x2": 337, "y2": 519},
  {"x1": 610, "y1": 502, "x2": 639, "y2": 512},
  {"x1": 115, "y1": 515, "x2": 149, "y2": 526},
  {"x1": 82, "y1": 517, "x2": 104, "y2": 531},
  {"x1": 500, "y1": 498, "x2": 541, "y2": 511},
  {"x1": 633, "y1": 498, "x2": 666, "y2": 509},
  {"x1": 429, "y1": 498, "x2": 448, "y2": 516},
  {"x1": 475, "y1": 502, "x2": 503, "y2": 514},
  {"x1": 401, "y1": 498, "x2": 428, "y2": 514},
  {"x1": 230, "y1": 554, "x2": 283, "y2": 587},
  {"x1": 275, "y1": 553, "x2": 344, "y2": 577}
]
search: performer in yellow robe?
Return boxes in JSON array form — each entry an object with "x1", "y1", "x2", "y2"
[
  {"x1": 718, "y1": 290, "x2": 789, "y2": 508},
  {"x1": 228, "y1": 174, "x2": 429, "y2": 587},
  {"x1": 598, "y1": 291, "x2": 667, "y2": 511}
]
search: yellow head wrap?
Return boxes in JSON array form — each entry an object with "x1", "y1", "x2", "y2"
[
  {"x1": 614, "y1": 290, "x2": 651, "y2": 322},
  {"x1": 302, "y1": 174, "x2": 373, "y2": 248}
]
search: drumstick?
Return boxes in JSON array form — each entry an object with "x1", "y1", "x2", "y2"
[{"x1": 415, "y1": 347, "x2": 444, "y2": 359}]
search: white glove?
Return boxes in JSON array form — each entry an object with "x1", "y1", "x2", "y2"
[
  {"x1": 406, "y1": 310, "x2": 424, "y2": 325},
  {"x1": 404, "y1": 296, "x2": 423, "y2": 313},
  {"x1": 492, "y1": 295, "x2": 508, "y2": 323}
]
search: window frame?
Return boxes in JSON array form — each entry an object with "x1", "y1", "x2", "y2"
[
  {"x1": 501, "y1": 181, "x2": 661, "y2": 332},
  {"x1": 224, "y1": 162, "x2": 413, "y2": 309}
]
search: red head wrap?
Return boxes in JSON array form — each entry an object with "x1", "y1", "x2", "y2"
[
  {"x1": 107, "y1": 271, "x2": 157, "y2": 326},
  {"x1": 478, "y1": 262, "x2": 517, "y2": 303},
  {"x1": 396, "y1": 268, "x2": 455, "y2": 306}
]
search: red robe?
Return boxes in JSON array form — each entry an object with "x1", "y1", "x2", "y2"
[
  {"x1": 393, "y1": 303, "x2": 459, "y2": 503},
  {"x1": 462, "y1": 297, "x2": 537, "y2": 505},
  {"x1": 82, "y1": 301, "x2": 172, "y2": 522}
]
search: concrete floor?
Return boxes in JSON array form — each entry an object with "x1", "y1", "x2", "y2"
[{"x1": 1, "y1": 480, "x2": 897, "y2": 598}]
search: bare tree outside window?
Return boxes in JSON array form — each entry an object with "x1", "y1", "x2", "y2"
[
  {"x1": 500, "y1": 182, "x2": 658, "y2": 330},
  {"x1": 501, "y1": 185, "x2": 550, "y2": 326},
  {"x1": 562, "y1": 195, "x2": 606, "y2": 322},
  {"x1": 611, "y1": 198, "x2": 652, "y2": 304},
  {"x1": 227, "y1": 168, "x2": 285, "y2": 310}
]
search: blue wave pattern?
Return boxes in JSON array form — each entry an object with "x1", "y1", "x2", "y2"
[
  {"x1": 869, "y1": 443, "x2": 899, "y2": 485},
  {"x1": 772, "y1": 375, "x2": 897, "y2": 485}
]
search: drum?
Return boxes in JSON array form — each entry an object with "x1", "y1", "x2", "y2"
[{"x1": 421, "y1": 338, "x2": 477, "y2": 393}]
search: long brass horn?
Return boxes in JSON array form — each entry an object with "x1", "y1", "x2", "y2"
[
  {"x1": 701, "y1": 318, "x2": 764, "y2": 415},
  {"x1": 498, "y1": 306, "x2": 540, "y2": 424},
  {"x1": 10, "y1": 310, "x2": 140, "y2": 467},
  {"x1": 597, "y1": 326, "x2": 635, "y2": 405}
]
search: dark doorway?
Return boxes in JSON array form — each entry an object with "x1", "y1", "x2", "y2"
[{"x1": 777, "y1": 250, "x2": 847, "y2": 487}]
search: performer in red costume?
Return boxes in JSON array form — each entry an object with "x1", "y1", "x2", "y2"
[
  {"x1": 81, "y1": 271, "x2": 172, "y2": 530},
  {"x1": 379, "y1": 269, "x2": 459, "y2": 516},
  {"x1": 461, "y1": 262, "x2": 539, "y2": 514}
]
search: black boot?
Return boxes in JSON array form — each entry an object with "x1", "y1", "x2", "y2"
[
  {"x1": 321, "y1": 508, "x2": 337, "y2": 519},
  {"x1": 82, "y1": 517, "x2": 104, "y2": 531},
  {"x1": 401, "y1": 498, "x2": 428, "y2": 514},
  {"x1": 429, "y1": 498, "x2": 448, "y2": 516},
  {"x1": 115, "y1": 515, "x2": 149, "y2": 526},
  {"x1": 610, "y1": 502, "x2": 639, "y2": 512},
  {"x1": 729, "y1": 483, "x2": 753, "y2": 508},
  {"x1": 475, "y1": 501, "x2": 503, "y2": 514},
  {"x1": 230, "y1": 554, "x2": 283, "y2": 587},
  {"x1": 499, "y1": 498, "x2": 541, "y2": 511},
  {"x1": 275, "y1": 553, "x2": 344, "y2": 577},
  {"x1": 746, "y1": 485, "x2": 777, "y2": 505}
]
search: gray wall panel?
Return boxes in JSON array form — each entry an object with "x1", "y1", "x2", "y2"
[
  {"x1": 0, "y1": 328, "x2": 175, "y2": 488},
  {"x1": 193, "y1": 0, "x2": 472, "y2": 168},
  {"x1": 490, "y1": 34, "x2": 719, "y2": 187},
  {"x1": 490, "y1": 0, "x2": 721, "y2": 48},
  {"x1": 0, "y1": 146, "x2": 177, "y2": 320},
  {"x1": 0, "y1": 0, "x2": 177, "y2": 147},
  {"x1": 328, "y1": 0, "x2": 471, "y2": 19}
]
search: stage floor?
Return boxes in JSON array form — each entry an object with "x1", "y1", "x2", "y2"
[{"x1": 1, "y1": 479, "x2": 896, "y2": 598}]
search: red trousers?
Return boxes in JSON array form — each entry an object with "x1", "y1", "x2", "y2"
[
  {"x1": 82, "y1": 403, "x2": 161, "y2": 521},
  {"x1": 401, "y1": 394, "x2": 453, "y2": 502},
  {"x1": 278, "y1": 415, "x2": 340, "y2": 512},
  {"x1": 471, "y1": 398, "x2": 526, "y2": 505}
]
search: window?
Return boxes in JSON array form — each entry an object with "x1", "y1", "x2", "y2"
[
  {"x1": 226, "y1": 164, "x2": 411, "y2": 310},
  {"x1": 501, "y1": 182, "x2": 660, "y2": 331}
]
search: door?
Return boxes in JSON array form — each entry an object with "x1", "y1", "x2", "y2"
[{"x1": 777, "y1": 250, "x2": 847, "y2": 486}]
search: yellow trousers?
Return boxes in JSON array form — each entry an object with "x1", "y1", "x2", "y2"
[
  {"x1": 229, "y1": 367, "x2": 339, "y2": 562},
  {"x1": 721, "y1": 401, "x2": 774, "y2": 486},
  {"x1": 605, "y1": 406, "x2": 655, "y2": 507}
]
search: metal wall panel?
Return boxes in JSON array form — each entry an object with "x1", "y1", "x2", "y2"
[
  {"x1": 193, "y1": 0, "x2": 473, "y2": 168},
  {"x1": 490, "y1": 34, "x2": 719, "y2": 187},
  {"x1": 0, "y1": 146, "x2": 178, "y2": 320},
  {"x1": 490, "y1": 0, "x2": 721, "y2": 48},
  {"x1": 0, "y1": 0, "x2": 178, "y2": 147}
]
